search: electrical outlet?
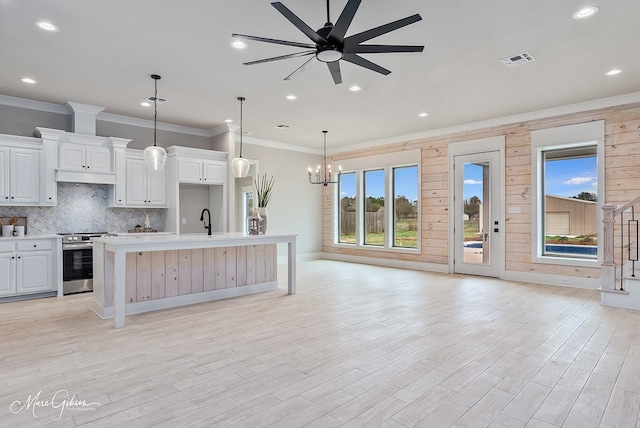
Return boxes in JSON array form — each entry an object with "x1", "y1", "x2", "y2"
[{"x1": 182, "y1": 218, "x2": 187, "y2": 225}]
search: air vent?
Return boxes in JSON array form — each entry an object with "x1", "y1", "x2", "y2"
[
  {"x1": 144, "y1": 95, "x2": 167, "y2": 104},
  {"x1": 500, "y1": 51, "x2": 536, "y2": 68},
  {"x1": 274, "y1": 124, "x2": 290, "y2": 129}
]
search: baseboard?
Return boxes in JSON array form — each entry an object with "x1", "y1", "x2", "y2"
[
  {"x1": 277, "y1": 252, "x2": 323, "y2": 264},
  {"x1": 501, "y1": 270, "x2": 600, "y2": 290},
  {"x1": 320, "y1": 252, "x2": 449, "y2": 273}
]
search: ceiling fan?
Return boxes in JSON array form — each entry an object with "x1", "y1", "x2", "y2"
[{"x1": 231, "y1": 0, "x2": 424, "y2": 84}]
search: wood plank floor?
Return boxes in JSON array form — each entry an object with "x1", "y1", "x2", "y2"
[{"x1": 2, "y1": 260, "x2": 640, "y2": 427}]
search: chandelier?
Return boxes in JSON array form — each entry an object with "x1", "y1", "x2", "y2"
[{"x1": 308, "y1": 130, "x2": 341, "y2": 186}]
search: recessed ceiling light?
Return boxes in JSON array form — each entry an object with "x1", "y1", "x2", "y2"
[
  {"x1": 225, "y1": 119, "x2": 233, "y2": 123},
  {"x1": 349, "y1": 85, "x2": 361, "y2": 92},
  {"x1": 285, "y1": 95, "x2": 297, "y2": 100},
  {"x1": 230, "y1": 40, "x2": 247, "y2": 49},
  {"x1": 21, "y1": 77, "x2": 37, "y2": 84},
  {"x1": 418, "y1": 112, "x2": 429, "y2": 117},
  {"x1": 606, "y1": 69, "x2": 622, "y2": 76},
  {"x1": 35, "y1": 20, "x2": 59, "y2": 32},
  {"x1": 140, "y1": 101, "x2": 151, "y2": 107},
  {"x1": 572, "y1": 7, "x2": 599, "y2": 20}
]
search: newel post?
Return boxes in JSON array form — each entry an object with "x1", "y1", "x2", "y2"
[{"x1": 601, "y1": 204, "x2": 616, "y2": 291}]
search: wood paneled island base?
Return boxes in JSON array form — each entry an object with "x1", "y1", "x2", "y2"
[{"x1": 92, "y1": 233, "x2": 297, "y2": 328}]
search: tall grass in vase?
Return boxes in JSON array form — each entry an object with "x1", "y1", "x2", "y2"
[{"x1": 255, "y1": 174, "x2": 275, "y2": 233}]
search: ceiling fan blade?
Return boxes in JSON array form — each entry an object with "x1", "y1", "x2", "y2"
[
  {"x1": 327, "y1": 61, "x2": 342, "y2": 84},
  {"x1": 345, "y1": 44, "x2": 424, "y2": 54},
  {"x1": 271, "y1": 2, "x2": 327, "y2": 45},
  {"x1": 232, "y1": 33, "x2": 316, "y2": 49},
  {"x1": 342, "y1": 54, "x2": 391, "y2": 75},
  {"x1": 284, "y1": 56, "x2": 316, "y2": 81},
  {"x1": 244, "y1": 50, "x2": 315, "y2": 66},
  {"x1": 344, "y1": 14, "x2": 422, "y2": 46},
  {"x1": 328, "y1": 0, "x2": 362, "y2": 42}
]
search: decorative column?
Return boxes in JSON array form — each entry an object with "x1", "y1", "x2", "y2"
[{"x1": 601, "y1": 204, "x2": 616, "y2": 291}]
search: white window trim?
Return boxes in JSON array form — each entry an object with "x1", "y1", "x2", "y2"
[
  {"x1": 531, "y1": 121, "x2": 605, "y2": 267},
  {"x1": 333, "y1": 149, "x2": 421, "y2": 253}
]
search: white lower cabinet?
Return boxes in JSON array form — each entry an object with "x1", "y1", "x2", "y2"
[{"x1": 0, "y1": 240, "x2": 55, "y2": 297}]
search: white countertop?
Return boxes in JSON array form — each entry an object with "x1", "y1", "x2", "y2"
[
  {"x1": 0, "y1": 234, "x2": 62, "y2": 240},
  {"x1": 93, "y1": 232, "x2": 298, "y2": 251}
]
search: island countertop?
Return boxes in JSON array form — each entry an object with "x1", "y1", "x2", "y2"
[
  {"x1": 93, "y1": 232, "x2": 297, "y2": 328},
  {"x1": 93, "y1": 232, "x2": 297, "y2": 249}
]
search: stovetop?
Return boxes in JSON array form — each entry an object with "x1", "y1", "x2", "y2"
[{"x1": 59, "y1": 232, "x2": 115, "y2": 242}]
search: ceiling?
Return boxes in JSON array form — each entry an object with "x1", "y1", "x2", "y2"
[{"x1": 1, "y1": 0, "x2": 639, "y2": 150}]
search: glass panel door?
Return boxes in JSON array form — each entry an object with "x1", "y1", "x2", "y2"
[{"x1": 454, "y1": 151, "x2": 502, "y2": 277}]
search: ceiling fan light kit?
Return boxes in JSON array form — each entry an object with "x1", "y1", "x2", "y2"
[{"x1": 232, "y1": 0, "x2": 424, "y2": 84}]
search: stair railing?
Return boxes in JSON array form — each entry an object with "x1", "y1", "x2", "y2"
[{"x1": 602, "y1": 195, "x2": 640, "y2": 292}]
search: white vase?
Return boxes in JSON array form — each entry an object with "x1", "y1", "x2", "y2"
[{"x1": 258, "y1": 207, "x2": 268, "y2": 234}]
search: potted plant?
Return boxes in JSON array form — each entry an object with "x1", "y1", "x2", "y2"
[{"x1": 255, "y1": 173, "x2": 275, "y2": 233}]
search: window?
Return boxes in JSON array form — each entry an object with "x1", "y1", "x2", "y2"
[
  {"x1": 364, "y1": 169, "x2": 385, "y2": 246},
  {"x1": 333, "y1": 149, "x2": 420, "y2": 251},
  {"x1": 531, "y1": 120, "x2": 604, "y2": 265},
  {"x1": 338, "y1": 172, "x2": 356, "y2": 244},
  {"x1": 393, "y1": 166, "x2": 418, "y2": 248},
  {"x1": 541, "y1": 146, "x2": 598, "y2": 259}
]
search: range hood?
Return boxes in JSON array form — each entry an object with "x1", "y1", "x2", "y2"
[
  {"x1": 36, "y1": 103, "x2": 130, "y2": 186},
  {"x1": 55, "y1": 170, "x2": 116, "y2": 185}
]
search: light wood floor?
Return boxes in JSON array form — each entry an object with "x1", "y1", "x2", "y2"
[{"x1": 2, "y1": 260, "x2": 640, "y2": 427}]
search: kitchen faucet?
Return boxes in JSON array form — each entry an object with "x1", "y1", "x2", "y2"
[{"x1": 200, "y1": 208, "x2": 212, "y2": 235}]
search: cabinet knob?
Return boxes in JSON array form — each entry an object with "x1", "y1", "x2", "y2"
[
  {"x1": 33, "y1": 244, "x2": 37, "y2": 248},
  {"x1": 87, "y1": 166, "x2": 90, "y2": 169},
  {"x1": 17, "y1": 256, "x2": 21, "y2": 259},
  {"x1": 11, "y1": 256, "x2": 15, "y2": 259},
  {"x1": 48, "y1": 197, "x2": 52, "y2": 200}
]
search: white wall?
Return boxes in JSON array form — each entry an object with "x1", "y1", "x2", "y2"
[{"x1": 243, "y1": 143, "x2": 323, "y2": 257}]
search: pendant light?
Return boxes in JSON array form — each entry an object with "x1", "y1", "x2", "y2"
[
  {"x1": 308, "y1": 130, "x2": 341, "y2": 186},
  {"x1": 143, "y1": 74, "x2": 167, "y2": 170},
  {"x1": 231, "y1": 96, "x2": 250, "y2": 178}
]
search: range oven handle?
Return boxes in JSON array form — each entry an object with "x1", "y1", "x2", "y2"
[{"x1": 62, "y1": 243, "x2": 93, "y2": 250}]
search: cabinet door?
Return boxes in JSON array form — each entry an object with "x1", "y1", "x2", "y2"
[
  {"x1": 17, "y1": 251, "x2": 52, "y2": 293},
  {"x1": 146, "y1": 167, "x2": 167, "y2": 206},
  {"x1": 59, "y1": 143, "x2": 85, "y2": 170},
  {"x1": 86, "y1": 146, "x2": 111, "y2": 172},
  {"x1": 203, "y1": 161, "x2": 225, "y2": 184},
  {"x1": 0, "y1": 253, "x2": 16, "y2": 296},
  {"x1": 0, "y1": 148, "x2": 9, "y2": 203},
  {"x1": 11, "y1": 149, "x2": 41, "y2": 204},
  {"x1": 42, "y1": 140, "x2": 57, "y2": 205},
  {"x1": 178, "y1": 158, "x2": 203, "y2": 183},
  {"x1": 126, "y1": 159, "x2": 148, "y2": 205}
]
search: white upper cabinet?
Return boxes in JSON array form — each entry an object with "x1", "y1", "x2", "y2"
[
  {"x1": 0, "y1": 144, "x2": 42, "y2": 206},
  {"x1": 59, "y1": 143, "x2": 111, "y2": 172},
  {"x1": 178, "y1": 158, "x2": 226, "y2": 185},
  {"x1": 124, "y1": 156, "x2": 167, "y2": 207}
]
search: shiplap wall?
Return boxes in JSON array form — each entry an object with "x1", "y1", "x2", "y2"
[{"x1": 323, "y1": 103, "x2": 640, "y2": 280}]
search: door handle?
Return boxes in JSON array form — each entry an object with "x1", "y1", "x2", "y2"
[{"x1": 483, "y1": 233, "x2": 489, "y2": 241}]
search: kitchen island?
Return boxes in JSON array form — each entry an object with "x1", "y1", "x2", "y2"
[{"x1": 92, "y1": 233, "x2": 297, "y2": 328}]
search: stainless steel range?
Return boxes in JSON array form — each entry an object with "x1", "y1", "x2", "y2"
[{"x1": 60, "y1": 232, "x2": 114, "y2": 295}]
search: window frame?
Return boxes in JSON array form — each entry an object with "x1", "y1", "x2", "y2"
[
  {"x1": 531, "y1": 121, "x2": 604, "y2": 267},
  {"x1": 332, "y1": 150, "x2": 421, "y2": 253}
]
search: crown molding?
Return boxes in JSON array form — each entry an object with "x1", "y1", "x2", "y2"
[
  {"x1": 240, "y1": 134, "x2": 321, "y2": 155},
  {"x1": 98, "y1": 112, "x2": 211, "y2": 137},
  {"x1": 0, "y1": 94, "x2": 68, "y2": 114},
  {"x1": 331, "y1": 91, "x2": 640, "y2": 155}
]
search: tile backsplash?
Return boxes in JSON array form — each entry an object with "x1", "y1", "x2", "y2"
[{"x1": 0, "y1": 183, "x2": 166, "y2": 234}]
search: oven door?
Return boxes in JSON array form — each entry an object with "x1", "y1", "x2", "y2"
[{"x1": 62, "y1": 246, "x2": 93, "y2": 282}]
